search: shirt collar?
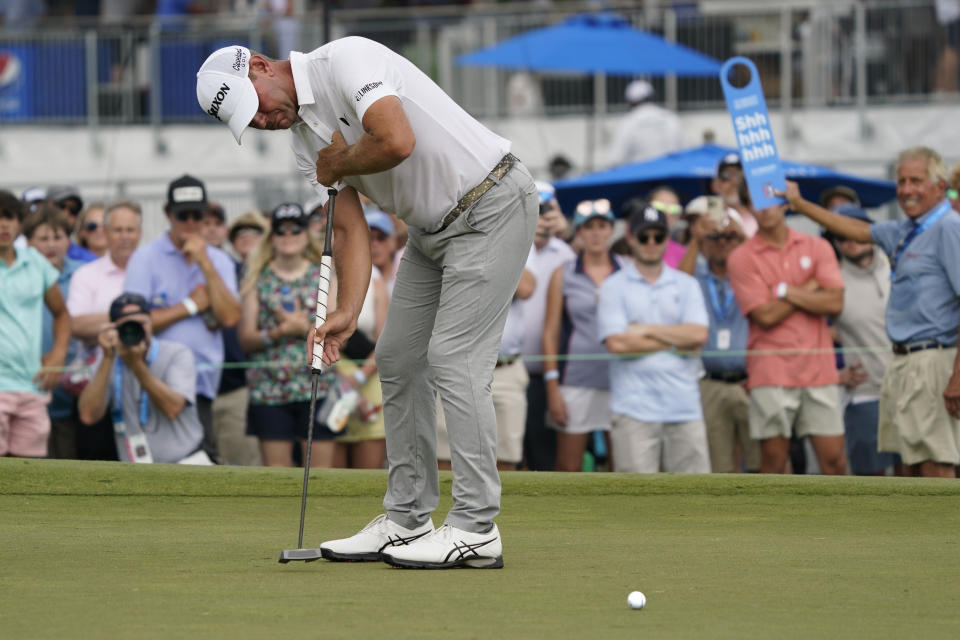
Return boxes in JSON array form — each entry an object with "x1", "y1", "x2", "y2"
[
  {"x1": 289, "y1": 51, "x2": 316, "y2": 110},
  {"x1": 624, "y1": 259, "x2": 674, "y2": 285},
  {"x1": 911, "y1": 199, "x2": 951, "y2": 227},
  {"x1": 751, "y1": 226, "x2": 800, "y2": 252},
  {"x1": 160, "y1": 232, "x2": 181, "y2": 255},
  {"x1": 574, "y1": 250, "x2": 623, "y2": 275}
]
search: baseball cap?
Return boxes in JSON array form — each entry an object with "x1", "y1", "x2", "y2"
[
  {"x1": 625, "y1": 79, "x2": 654, "y2": 104},
  {"x1": 270, "y1": 202, "x2": 307, "y2": 232},
  {"x1": 365, "y1": 209, "x2": 395, "y2": 236},
  {"x1": 624, "y1": 198, "x2": 668, "y2": 234},
  {"x1": 716, "y1": 153, "x2": 742, "y2": 176},
  {"x1": 819, "y1": 185, "x2": 861, "y2": 208},
  {"x1": 22, "y1": 186, "x2": 47, "y2": 204},
  {"x1": 166, "y1": 174, "x2": 208, "y2": 214},
  {"x1": 196, "y1": 46, "x2": 259, "y2": 144},
  {"x1": 206, "y1": 202, "x2": 225, "y2": 223},
  {"x1": 109, "y1": 292, "x2": 151, "y2": 322},
  {"x1": 573, "y1": 198, "x2": 615, "y2": 229},
  {"x1": 47, "y1": 184, "x2": 83, "y2": 210}
]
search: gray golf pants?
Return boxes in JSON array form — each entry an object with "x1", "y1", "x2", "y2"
[{"x1": 377, "y1": 161, "x2": 538, "y2": 533}]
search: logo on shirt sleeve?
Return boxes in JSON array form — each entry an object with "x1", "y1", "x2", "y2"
[{"x1": 354, "y1": 81, "x2": 383, "y2": 102}]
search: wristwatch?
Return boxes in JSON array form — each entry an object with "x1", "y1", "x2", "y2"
[{"x1": 775, "y1": 282, "x2": 788, "y2": 300}]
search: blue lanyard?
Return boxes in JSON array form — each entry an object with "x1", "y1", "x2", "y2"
[
  {"x1": 705, "y1": 273, "x2": 734, "y2": 320},
  {"x1": 890, "y1": 199, "x2": 952, "y2": 277},
  {"x1": 112, "y1": 341, "x2": 159, "y2": 427}
]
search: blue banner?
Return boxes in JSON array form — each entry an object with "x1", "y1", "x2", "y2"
[
  {"x1": 719, "y1": 57, "x2": 785, "y2": 210},
  {"x1": 0, "y1": 46, "x2": 33, "y2": 120}
]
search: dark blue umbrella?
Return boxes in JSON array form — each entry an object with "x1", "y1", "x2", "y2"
[
  {"x1": 552, "y1": 144, "x2": 897, "y2": 214},
  {"x1": 457, "y1": 13, "x2": 721, "y2": 76}
]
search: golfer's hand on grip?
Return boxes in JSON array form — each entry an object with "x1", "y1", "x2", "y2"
[{"x1": 306, "y1": 308, "x2": 356, "y2": 368}]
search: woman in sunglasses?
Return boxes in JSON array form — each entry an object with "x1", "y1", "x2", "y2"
[
  {"x1": 238, "y1": 202, "x2": 339, "y2": 468},
  {"x1": 75, "y1": 203, "x2": 108, "y2": 258},
  {"x1": 646, "y1": 185, "x2": 688, "y2": 269},
  {"x1": 542, "y1": 198, "x2": 625, "y2": 472}
]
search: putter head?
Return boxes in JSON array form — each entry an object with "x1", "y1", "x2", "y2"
[{"x1": 278, "y1": 548, "x2": 324, "y2": 564}]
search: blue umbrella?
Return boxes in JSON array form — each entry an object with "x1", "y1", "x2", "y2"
[
  {"x1": 457, "y1": 13, "x2": 721, "y2": 76},
  {"x1": 553, "y1": 144, "x2": 897, "y2": 215}
]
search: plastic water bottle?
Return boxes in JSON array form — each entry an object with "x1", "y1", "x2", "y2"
[
  {"x1": 326, "y1": 387, "x2": 360, "y2": 433},
  {"x1": 280, "y1": 284, "x2": 295, "y2": 313}
]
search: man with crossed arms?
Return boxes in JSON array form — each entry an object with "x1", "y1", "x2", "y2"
[
  {"x1": 781, "y1": 146, "x2": 960, "y2": 478},
  {"x1": 197, "y1": 37, "x2": 537, "y2": 568}
]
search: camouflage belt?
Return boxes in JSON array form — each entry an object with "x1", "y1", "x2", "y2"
[{"x1": 430, "y1": 153, "x2": 517, "y2": 234}]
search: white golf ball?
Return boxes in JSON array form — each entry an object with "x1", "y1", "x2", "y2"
[{"x1": 627, "y1": 591, "x2": 646, "y2": 610}]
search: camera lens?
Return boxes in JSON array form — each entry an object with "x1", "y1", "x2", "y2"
[{"x1": 117, "y1": 320, "x2": 146, "y2": 347}]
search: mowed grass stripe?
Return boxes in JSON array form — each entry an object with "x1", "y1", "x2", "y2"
[{"x1": 3, "y1": 458, "x2": 960, "y2": 498}]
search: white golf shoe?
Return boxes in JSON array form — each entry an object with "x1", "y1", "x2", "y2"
[
  {"x1": 319, "y1": 514, "x2": 434, "y2": 562},
  {"x1": 381, "y1": 523, "x2": 503, "y2": 569}
]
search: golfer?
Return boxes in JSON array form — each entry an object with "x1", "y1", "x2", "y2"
[{"x1": 197, "y1": 37, "x2": 537, "y2": 569}]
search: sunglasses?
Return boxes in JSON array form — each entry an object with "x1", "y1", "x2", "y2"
[
  {"x1": 84, "y1": 221, "x2": 101, "y2": 232},
  {"x1": 636, "y1": 231, "x2": 667, "y2": 245},
  {"x1": 705, "y1": 232, "x2": 740, "y2": 243},
  {"x1": 718, "y1": 171, "x2": 738, "y2": 182},
  {"x1": 274, "y1": 225, "x2": 305, "y2": 236},
  {"x1": 58, "y1": 201, "x2": 81, "y2": 216},
  {"x1": 174, "y1": 210, "x2": 204, "y2": 223},
  {"x1": 575, "y1": 198, "x2": 611, "y2": 216},
  {"x1": 651, "y1": 200, "x2": 682, "y2": 216}
]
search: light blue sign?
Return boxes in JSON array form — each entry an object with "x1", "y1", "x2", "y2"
[{"x1": 719, "y1": 56, "x2": 785, "y2": 210}]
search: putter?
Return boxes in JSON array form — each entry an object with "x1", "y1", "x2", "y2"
[{"x1": 279, "y1": 187, "x2": 338, "y2": 564}]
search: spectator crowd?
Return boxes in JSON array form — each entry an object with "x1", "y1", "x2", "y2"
[{"x1": 2, "y1": 142, "x2": 960, "y2": 479}]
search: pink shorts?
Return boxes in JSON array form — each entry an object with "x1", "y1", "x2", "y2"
[{"x1": 0, "y1": 391, "x2": 51, "y2": 457}]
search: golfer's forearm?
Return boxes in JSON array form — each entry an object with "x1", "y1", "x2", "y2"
[
  {"x1": 786, "y1": 287, "x2": 843, "y2": 316},
  {"x1": 78, "y1": 357, "x2": 114, "y2": 425},
  {"x1": 128, "y1": 360, "x2": 186, "y2": 420},
  {"x1": 333, "y1": 229, "x2": 372, "y2": 325},
  {"x1": 676, "y1": 238, "x2": 700, "y2": 276},
  {"x1": 604, "y1": 334, "x2": 669, "y2": 354},
  {"x1": 71, "y1": 313, "x2": 109, "y2": 340},
  {"x1": 201, "y1": 267, "x2": 241, "y2": 329},
  {"x1": 794, "y1": 199, "x2": 872, "y2": 243},
  {"x1": 335, "y1": 134, "x2": 412, "y2": 178},
  {"x1": 643, "y1": 324, "x2": 708, "y2": 349}
]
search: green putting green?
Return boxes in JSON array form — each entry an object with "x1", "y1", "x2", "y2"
[{"x1": 2, "y1": 459, "x2": 959, "y2": 639}]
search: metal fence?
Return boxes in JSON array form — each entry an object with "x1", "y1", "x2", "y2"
[{"x1": 0, "y1": 0, "x2": 954, "y2": 129}]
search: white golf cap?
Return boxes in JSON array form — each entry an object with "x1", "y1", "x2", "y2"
[
  {"x1": 196, "y1": 46, "x2": 259, "y2": 144},
  {"x1": 625, "y1": 79, "x2": 654, "y2": 104}
]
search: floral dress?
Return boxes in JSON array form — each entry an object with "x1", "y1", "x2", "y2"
[{"x1": 247, "y1": 263, "x2": 335, "y2": 406}]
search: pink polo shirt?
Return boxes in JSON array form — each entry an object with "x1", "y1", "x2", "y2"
[
  {"x1": 727, "y1": 227, "x2": 843, "y2": 389},
  {"x1": 67, "y1": 253, "x2": 127, "y2": 317}
]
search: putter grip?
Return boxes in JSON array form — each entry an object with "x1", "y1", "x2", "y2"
[{"x1": 311, "y1": 254, "x2": 333, "y2": 372}]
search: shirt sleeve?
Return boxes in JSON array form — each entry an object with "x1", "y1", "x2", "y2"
[
  {"x1": 66, "y1": 266, "x2": 93, "y2": 316},
  {"x1": 123, "y1": 248, "x2": 153, "y2": 301},
  {"x1": 813, "y1": 237, "x2": 845, "y2": 289},
  {"x1": 869, "y1": 220, "x2": 903, "y2": 258},
  {"x1": 939, "y1": 218, "x2": 960, "y2": 296},
  {"x1": 726, "y1": 246, "x2": 770, "y2": 316},
  {"x1": 41, "y1": 256, "x2": 59, "y2": 292},
  {"x1": 209, "y1": 248, "x2": 239, "y2": 297},
  {"x1": 329, "y1": 38, "x2": 402, "y2": 123},
  {"x1": 597, "y1": 278, "x2": 628, "y2": 343},
  {"x1": 680, "y1": 275, "x2": 710, "y2": 327},
  {"x1": 159, "y1": 343, "x2": 197, "y2": 405}
]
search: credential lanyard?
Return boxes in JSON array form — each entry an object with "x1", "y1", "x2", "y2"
[
  {"x1": 705, "y1": 274, "x2": 734, "y2": 320},
  {"x1": 890, "y1": 199, "x2": 952, "y2": 277},
  {"x1": 112, "y1": 340, "x2": 160, "y2": 427}
]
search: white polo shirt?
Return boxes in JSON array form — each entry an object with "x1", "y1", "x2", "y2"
[{"x1": 289, "y1": 36, "x2": 511, "y2": 231}]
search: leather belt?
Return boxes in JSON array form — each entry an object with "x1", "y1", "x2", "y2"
[
  {"x1": 705, "y1": 371, "x2": 748, "y2": 384},
  {"x1": 429, "y1": 153, "x2": 518, "y2": 234},
  {"x1": 892, "y1": 341, "x2": 947, "y2": 355},
  {"x1": 495, "y1": 355, "x2": 520, "y2": 368}
]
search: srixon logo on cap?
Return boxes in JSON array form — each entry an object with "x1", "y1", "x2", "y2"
[{"x1": 207, "y1": 82, "x2": 231, "y2": 120}]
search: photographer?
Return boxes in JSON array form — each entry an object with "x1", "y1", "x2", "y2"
[{"x1": 78, "y1": 294, "x2": 209, "y2": 464}]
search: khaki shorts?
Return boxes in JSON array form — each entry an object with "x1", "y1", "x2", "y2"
[
  {"x1": 610, "y1": 414, "x2": 710, "y2": 474},
  {"x1": 546, "y1": 386, "x2": 611, "y2": 435},
  {"x1": 438, "y1": 360, "x2": 528, "y2": 464},
  {"x1": 878, "y1": 347, "x2": 960, "y2": 465},
  {"x1": 700, "y1": 379, "x2": 760, "y2": 473},
  {"x1": 748, "y1": 385, "x2": 843, "y2": 441}
]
